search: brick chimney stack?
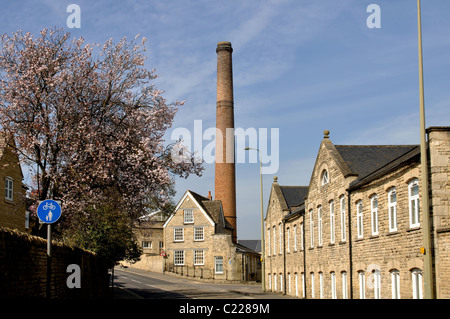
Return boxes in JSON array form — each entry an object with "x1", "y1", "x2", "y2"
[{"x1": 215, "y1": 41, "x2": 237, "y2": 243}]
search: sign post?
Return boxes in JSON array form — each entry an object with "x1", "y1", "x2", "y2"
[{"x1": 37, "y1": 199, "x2": 62, "y2": 298}]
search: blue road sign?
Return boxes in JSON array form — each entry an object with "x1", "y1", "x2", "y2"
[{"x1": 37, "y1": 199, "x2": 62, "y2": 224}]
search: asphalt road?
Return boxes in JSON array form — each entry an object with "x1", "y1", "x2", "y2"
[{"x1": 112, "y1": 267, "x2": 295, "y2": 299}]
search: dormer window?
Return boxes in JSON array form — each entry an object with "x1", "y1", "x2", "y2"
[{"x1": 321, "y1": 170, "x2": 329, "y2": 185}]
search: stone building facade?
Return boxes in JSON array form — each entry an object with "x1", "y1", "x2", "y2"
[
  {"x1": 0, "y1": 133, "x2": 28, "y2": 233},
  {"x1": 265, "y1": 127, "x2": 449, "y2": 299},
  {"x1": 121, "y1": 211, "x2": 167, "y2": 272},
  {"x1": 163, "y1": 190, "x2": 260, "y2": 282}
]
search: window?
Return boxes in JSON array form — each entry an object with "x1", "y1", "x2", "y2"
[
  {"x1": 159, "y1": 241, "x2": 163, "y2": 250},
  {"x1": 388, "y1": 187, "x2": 397, "y2": 232},
  {"x1": 331, "y1": 271, "x2": 336, "y2": 299},
  {"x1": 302, "y1": 273, "x2": 306, "y2": 298},
  {"x1": 319, "y1": 272, "x2": 324, "y2": 299},
  {"x1": 272, "y1": 273, "x2": 276, "y2": 291},
  {"x1": 295, "y1": 273, "x2": 298, "y2": 296},
  {"x1": 268, "y1": 274, "x2": 272, "y2": 290},
  {"x1": 310, "y1": 210, "x2": 314, "y2": 248},
  {"x1": 142, "y1": 241, "x2": 152, "y2": 248},
  {"x1": 25, "y1": 211, "x2": 30, "y2": 229},
  {"x1": 279, "y1": 273, "x2": 283, "y2": 292},
  {"x1": 288, "y1": 273, "x2": 291, "y2": 294},
  {"x1": 321, "y1": 169, "x2": 329, "y2": 185},
  {"x1": 412, "y1": 269, "x2": 423, "y2": 299},
  {"x1": 194, "y1": 250, "x2": 204, "y2": 265},
  {"x1": 215, "y1": 256, "x2": 224, "y2": 274},
  {"x1": 174, "y1": 250, "x2": 184, "y2": 265},
  {"x1": 273, "y1": 226, "x2": 276, "y2": 254},
  {"x1": 318, "y1": 206, "x2": 323, "y2": 246},
  {"x1": 267, "y1": 228, "x2": 271, "y2": 256},
  {"x1": 409, "y1": 179, "x2": 420, "y2": 228},
  {"x1": 194, "y1": 227, "x2": 204, "y2": 241},
  {"x1": 371, "y1": 195, "x2": 379, "y2": 236},
  {"x1": 279, "y1": 223, "x2": 282, "y2": 254},
  {"x1": 174, "y1": 228, "x2": 184, "y2": 241},
  {"x1": 300, "y1": 223, "x2": 304, "y2": 250},
  {"x1": 391, "y1": 270, "x2": 400, "y2": 299},
  {"x1": 311, "y1": 272, "x2": 315, "y2": 298},
  {"x1": 293, "y1": 225, "x2": 298, "y2": 251},
  {"x1": 5, "y1": 177, "x2": 13, "y2": 201},
  {"x1": 184, "y1": 209, "x2": 194, "y2": 223},
  {"x1": 287, "y1": 227, "x2": 290, "y2": 253},
  {"x1": 342, "y1": 271, "x2": 348, "y2": 299},
  {"x1": 357, "y1": 201, "x2": 363, "y2": 239},
  {"x1": 330, "y1": 200, "x2": 335, "y2": 244},
  {"x1": 374, "y1": 270, "x2": 381, "y2": 299},
  {"x1": 340, "y1": 196, "x2": 346, "y2": 241},
  {"x1": 359, "y1": 271, "x2": 366, "y2": 299}
]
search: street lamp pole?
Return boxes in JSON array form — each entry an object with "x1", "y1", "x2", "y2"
[
  {"x1": 417, "y1": 0, "x2": 433, "y2": 299},
  {"x1": 245, "y1": 147, "x2": 265, "y2": 291}
]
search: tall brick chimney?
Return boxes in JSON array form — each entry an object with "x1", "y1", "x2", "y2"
[{"x1": 215, "y1": 41, "x2": 237, "y2": 243}]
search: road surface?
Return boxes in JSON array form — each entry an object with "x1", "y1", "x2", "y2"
[{"x1": 113, "y1": 267, "x2": 295, "y2": 299}]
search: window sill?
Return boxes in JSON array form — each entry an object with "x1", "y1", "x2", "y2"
[
  {"x1": 386, "y1": 231, "x2": 399, "y2": 236},
  {"x1": 407, "y1": 226, "x2": 421, "y2": 232}
]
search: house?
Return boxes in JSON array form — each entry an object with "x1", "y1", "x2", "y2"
[
  {"x1": 121, "y1": 210, "x2": 168, "y2": 272},
  {"x1": 163, "y1": 190, "x2": 260, "y2": 282},
  {"x1": 265, "y1": 127, "x2": 450, "y2": 299},
  {"x1": 0, "y1": 133, "x2": 28, "y2": 233}
]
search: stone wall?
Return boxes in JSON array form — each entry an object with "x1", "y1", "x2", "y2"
[
  {"x1": 350, "y1": 162, "x2": 424, "y2": 299},
  {"x1": 428, "y1": 127, "x2": 450, "y2": 298},
  {"x1": 0, "y1": 137, "x2": 27, "y2": 233},
  {"x1": 0, "y1": 227, "x2": 109, "y2": 299}
]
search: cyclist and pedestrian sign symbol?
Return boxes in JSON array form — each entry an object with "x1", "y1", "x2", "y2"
[{"x1": 37, "y1": 199, "x2": 62, "y2": 224}]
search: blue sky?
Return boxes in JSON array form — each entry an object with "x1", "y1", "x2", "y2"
[{"x1": 2, "y1": 0, "x2": 449, "y2": 239}]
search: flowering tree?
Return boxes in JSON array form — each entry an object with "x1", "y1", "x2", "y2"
[{"x1": 0, "y1": 28, "x2": 203, "y2": 233}]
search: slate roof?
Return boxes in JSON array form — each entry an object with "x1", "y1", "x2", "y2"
[
  {"x1": 238, "y1": 240, "x2": 261, "y2": 253},
  {"x1": 279, "y1": 186, "x2": 308, "y2": 209},
  {"x1": 334, "y1": 145, "x2": 418, "y2": 181},
  {"x1": 347, "y1": 145, "x2": 420, "y2": 189},
  {"x1": 188, "y1": 190, "x2": 234, "y2": 230}
]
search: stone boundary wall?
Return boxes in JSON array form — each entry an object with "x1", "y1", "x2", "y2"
[{"x1": 0, "y1": 227, "x2": 109, "y2": 299}]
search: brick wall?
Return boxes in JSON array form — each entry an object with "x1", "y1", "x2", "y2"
[{"x1": 0, "y1": 227, "x2": 109, "y2": 299}]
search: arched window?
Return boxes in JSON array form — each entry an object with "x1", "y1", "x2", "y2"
[
  {"x1": 356, "y1": 200, "x2": 363, "y2": 239},
  {"x1": 409, "y1": 179, "x2": 420, "y2": 228},
  {"x1": 370, "y1": 194, "x2": 378, "y2": 236},
  {"x1": 388, "y1": 187, "x2": 397, "y2": 232},
  {"x1": 390, "y1": 269, "x2": 400, "y2": 299},
  {"x1": 321, "y1": 169, "x2": 329, "y2": 185},
  {"x1": 411, "y1": 268, "x2": 423, "y2": 299}
]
